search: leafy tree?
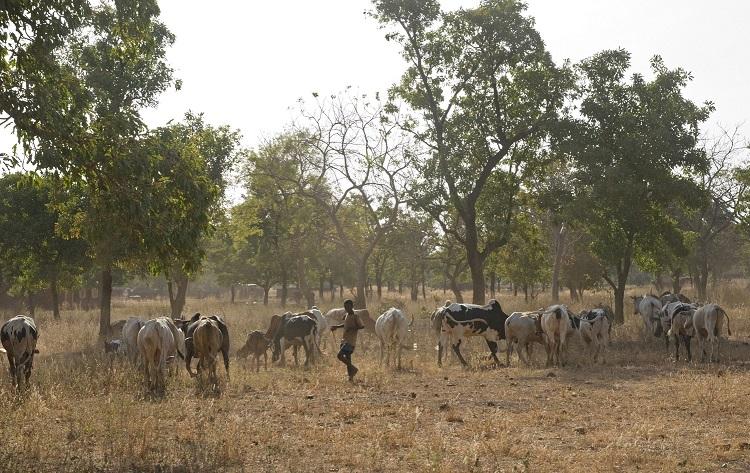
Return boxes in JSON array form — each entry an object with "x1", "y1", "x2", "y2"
[
  {"x1": 496, "y1": 212, "x2": 550, "y2": 302},
  {"x1": 0, "y1": 173, "x2": 90, "y2": 318},
  {"x1": 563, "y1": 50, "x2": 711, "y2": 322},
  {"x1": 372, "y1": 0, "x2": 571, "y2": 303}
]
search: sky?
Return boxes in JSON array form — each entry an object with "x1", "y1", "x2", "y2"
[{"x1": 3, "y1": 0, "x2": 749, "y2": 161}]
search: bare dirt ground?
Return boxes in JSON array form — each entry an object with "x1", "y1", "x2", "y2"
[{"x1": 1, "y1": 287, "x2": 750, "y2": 472}]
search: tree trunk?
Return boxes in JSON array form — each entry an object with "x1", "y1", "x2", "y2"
[
  {"x1": 296, "y1": 255, "x2": 314, "y2": 308},
  {"x1": 467, "y1": 246, "x2": 485, "y2": 304},
  {"x1": 84, "y1": 286, "x2": 93, "y2": 311},
  {"x1": 398, "y1": 280, "x2": 403, "y2": 294},
  {"x1": 696, "y1": 256, "x2": 709, "y2": 300},
  {"x1": 167, "y1": 281, "x2": 175, "y2": 308},
  {"x1": 339, "y1": 282, "x2": 343, "y2": 300},
  {"x1": 263, "y1": 280, "x2": 271, "y2": 306},
  {"x1": 551, "y1": 223, "x2": 566, "y2": 303},
  {"x1": 51, "y1": 277, "x2": 60, "y2": 320},
  {"x1": 613, "y1": 279, "x2": 626, "y2": 325},
  {"x1": 319, "y1": 276, "x2": 324, "y2": 300},
  {"x1": 230, "y1": 284, "x2": 236, "y2": 304},
  {"x1": 329, "y1": 275, "x2": 335, "y2": 302},
  {"x1": 99, "y1": 266, "x2": 112, "y2": 337},
  {"x1": 569, "y1": 286, "x2": 578, "y2": 302},
  {"x1": 523, "y1": 284, "x2": 529, "y2": 302},
  {"x1": 72, "y1": 289, "x2": 81, "y2": 310},
  {"x1": 376, "y1": 273, "x2": 383, "y2": 300},
  {"x1": 170, "y1": 272, "x2": 189, "y2": 319},
  {"x1": 490, "y1": 271, "x2": 496, "y2": 297},
  {"x1": 671, "y1": 271, "x2": 681, "y2": 295},
  {"x1": 281, "y1": 272, "x2": 288, "y2": 308},
  {"x1": 355, "y1": 262, "x2": 367, "y2": 309}
]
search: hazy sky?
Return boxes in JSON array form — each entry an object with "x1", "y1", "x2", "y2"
[{"x1": 3, "y1": 0, "x2": 749, "y2": 157}]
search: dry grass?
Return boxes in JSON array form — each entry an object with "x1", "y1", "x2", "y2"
[{"x1": 2, "y1": 286, "x2": 750, "y2": 472}]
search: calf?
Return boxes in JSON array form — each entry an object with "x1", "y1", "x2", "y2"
[
  {"x1": 693, "y1": 304, "x2": 731, "y2": 363},
  {"x1": 0, "y1": 315, "x2": 39, "y2": 389},
  {"x1": 271, "y1": 313, "x2": 318, "y2": 367},
  {"x1": 136, "y1": 318, "x2": 178, "y2": 395},
  {"x1": 505, "y1": 311, "x2": 546, "y2": 366},
  {"x1": 181, "y1": 313, "x2": 230, "y2": 379},
  {"x1": 541, "y1": 305, "x2": 571, "y2": 367},
  {"x1": 122, "y1": 317, "x2": 145, "y2": 365},
  {"x1": 188, "y1": 317, "x2": 223, "y2": 387},
  {"x1": 104, "y1": 339, "x2": 126, "y2": 355},
  {"x1": 375, "y1": 308, "x2": 413, "y2": 369},
  {"x1": 237, "y1": 330, "x2": 271, "y2": 372},
  {"x1": 577, "y1": 309, "x2": 611, "y2": 364},
  {"x1": 438, "y1": 299, "x2": 508, "y2": 368}
]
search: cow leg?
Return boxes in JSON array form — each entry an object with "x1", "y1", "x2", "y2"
[
  {"x1": 293, "y1": 344, "x2": 299, "y2": 366},
  {"x1": 6, "y1": 352, "x2": 16, "y2": 388},
  {"x1": 302, "y1": 340, "x2": 311, "y2": 368},
  {"x1": 684, "y1": 335, "x2": 692, "y2": 362},
  {"x1": 485, "y1": 340, "x2": 501, "y2": 367},
  {"x1": 506, "y1": 339, "x2": 513, "y2": 366},
  {"x1": 451, "y1": 340, "x2": 469, "y2": 367},
  {"x1": 263, "y1": 351, "x2": 268, "y2": 371},
  {"x1": 24, "y1": 356, "x2": 33, "y2": 387},
  {"x1": 379, "y1": 340, "x2": 384, "y2": 366},
  {"x1": 396, "y1": 341, "x2": 402, "y2": 370},
  {"x1": 437, "y1": 340, "x2": 444, "y2": 367}
]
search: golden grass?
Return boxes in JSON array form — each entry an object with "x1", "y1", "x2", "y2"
[{"x1": 1, "y1": 286, "x2": 750, "y2": 472}]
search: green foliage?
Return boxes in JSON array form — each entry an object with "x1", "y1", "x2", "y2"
[
  {"x1": 564, "y1": 49, "x2": 711, "y2": 286},
  {"x1": 496, "y1": 212, "x2": 550, "y2": 293},
  {"x1": 0, "y1": 173, "x2": 90, "y2": 297}
]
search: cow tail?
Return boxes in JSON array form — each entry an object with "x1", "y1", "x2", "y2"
[
  {"x1": 720, "y1": 308, "x2": 732, "y2": 336},
  {"x1": 555, "y1": 308, "x2": 562, "y2": 320}
]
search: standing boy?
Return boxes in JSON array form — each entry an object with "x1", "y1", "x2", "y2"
[{"x1": 330, "y1": 299, "x2": 364, "y2": 381}]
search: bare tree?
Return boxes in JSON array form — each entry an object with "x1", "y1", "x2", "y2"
[{"x1": 259, "y1": 93, "x2": 413, "y2": 309}]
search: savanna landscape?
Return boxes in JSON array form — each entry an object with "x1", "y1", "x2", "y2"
[{"x1": 2, "y1": 0, "x2": 750, "y2": 472}]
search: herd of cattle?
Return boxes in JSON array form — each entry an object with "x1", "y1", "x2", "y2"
[{"x1": 0, "y1": 290, "x2": 734, "y2": 393}]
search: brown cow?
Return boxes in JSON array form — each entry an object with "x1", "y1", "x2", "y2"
[{"x1": 237, "y1": 330, "x2": 271, "y2": 372}]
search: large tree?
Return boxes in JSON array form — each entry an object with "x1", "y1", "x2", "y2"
[
  {"x1": 372, "y1": 0, "x2": 571, "y2": 303},
  {"x1": 564, "y1": 50, "x2": 711, "y2": 322}
]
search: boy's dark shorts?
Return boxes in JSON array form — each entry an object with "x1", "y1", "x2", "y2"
[{"x1": 338, "y1": 342, "x2": 355, "y2": 357}]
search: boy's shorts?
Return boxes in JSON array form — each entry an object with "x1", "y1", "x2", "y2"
[{"x1": 339, "y1": 342, "x2": 355, "y2": 356}]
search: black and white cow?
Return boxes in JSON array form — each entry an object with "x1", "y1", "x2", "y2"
[
  {"x1": 0, "y1": 315, "x2": 39, "y2": 389},
  {"x1": 271, "y1": 313, "x2": 318, "y2": 367},
  {"x1": 438, "y1": 299, "x2": 509, "y2": 368}
]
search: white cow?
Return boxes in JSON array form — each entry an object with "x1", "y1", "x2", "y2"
[
  {"x1": 577, "y1": 310, "x2": 611, "y2": 364},
  {"x1": 505, "y1": 311, "x2": 546, "y2": 366},
  {"x1": 136, "y1": 318, "x2": 178, "y2": 395},
  {"x1": 633, "y1": 295, "x2": 662, "y2": 337},
  {"x1": 541, "y1": 305, "x2": 571, "y2": 367},
  {"x1": 308, "y1": 306, "x2": 328, "y2": 353},
  {"x1": 0, "y1": 315, "x2": 39, "y2": 389},
  {"x1": 375, "y1": 308, "x2": 413, "y2": 369},
  {"x1": 122, "y1": 317, "x2": 145, "y2": 364},
  {"x1": 693, "y1": 304, "x2": 731, "y2": 363}
]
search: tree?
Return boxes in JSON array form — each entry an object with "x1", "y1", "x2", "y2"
[
  {"x1": 563, "y1": 50, "x2": 711, "y2": 323},
  {"x1": 0, "y1": 173, "x2": 90, "y2": 318},
  {"x1": 257, "y1": 94, "x2": 413, "y2": 309},
  {"x1": 372, "y1": 0, "x2": 571, "y2": 303},
  {"x1": 496, "y1": 212, "x2": 550, "y2": 302},
  {"x1": 0, "y1": 0, "x2": 91, "y2": 165},
  {"x1": 37, "y1": 0, "x2": 178, "y2": 335}
]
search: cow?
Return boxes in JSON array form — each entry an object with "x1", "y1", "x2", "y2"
[
  {"x1": 237, "y1": 330, "x2": 271, "y2": 372},
  {"x1": 504, "y1": 311, "x2": 546, "y2": 366},
  {"x1": 108, "y1": 319, "x2": 128, "y2": 338},
  {"x1": 438, "y1": 299, "x2": 509, "y2": 368},
  {"x1": 374, "y1": 308, "x2": 413, "y2": 369},
  {"x1": 692, "y1": 304, "x2": 731, "y2": 363},
  {"x1": 659, "y1": 291, "x2": 691, "y2": 306},
  {"x1": 308, "y1": 306, "x2": 328, "y2": 353},
  {"x1": 187, "y1": 317, "x2": 223, "y2": 387},
  {"x1": 136, "y1": 318, "x2": 181, "y2": 395},
  {"x1": 431, "y1": 300, "x2": 453, "y2": 366},
  {"x1": 633, "y1": 295, "x2": 662, "y2": 337},
  {"x1": 666, "y1": 304, "x2": 698, "y2": 362},
  {"x1": 657, "y1": 302, "x2": 695, "y2": 351},
  {"x1": 577, "y1": 309, "x2": 611, "y2": 364},
  {"x1": 122, "y1": 317, "x2": 145, "y2": 365},
  {"x1": 0, "y1": 315, "x2": 39, "y2": 389},
  {"x1": 271, "y1": 313, "x2": 318, "y2": 367},
  {"x1": 180, "y1": 313, "x2": 230, "y2": 379},
  {"x1": 324, "y1": 307, "x2": 375, "y2": 349},
  {"x1": 541, "y1": 305, "x2": 571, "y2": 367},
  {"x1": 104, "y1": 339, "x2": 125, "y2": 355}
]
